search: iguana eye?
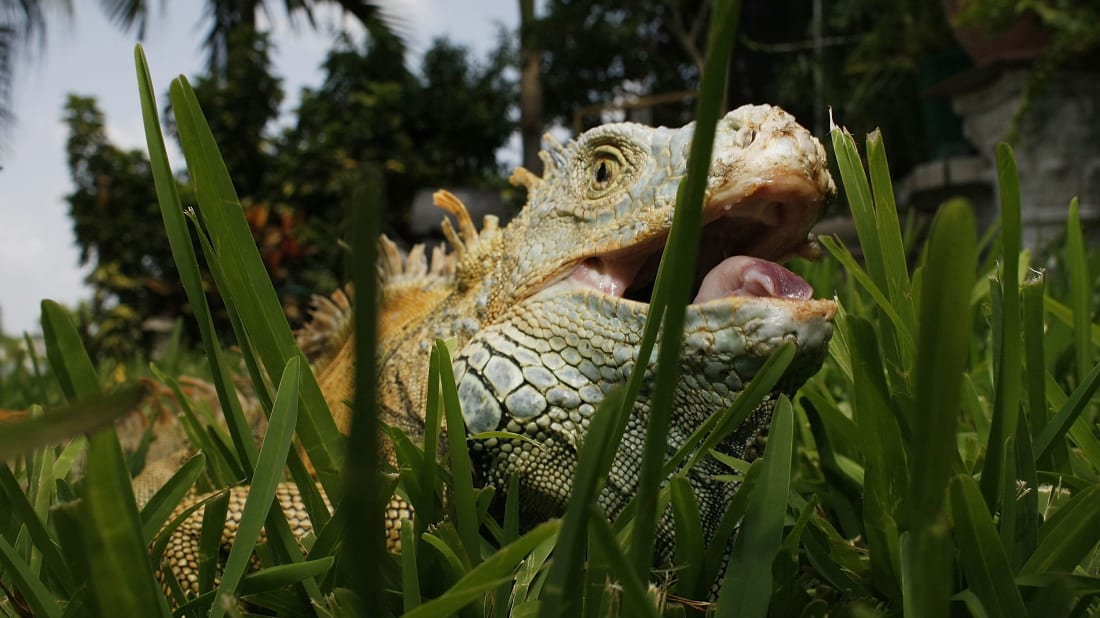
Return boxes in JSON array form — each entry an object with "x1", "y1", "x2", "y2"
[{"x1": 588, "y1": 147, "x2": 625, "y2": 195}]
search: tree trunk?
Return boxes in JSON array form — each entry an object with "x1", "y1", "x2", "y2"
[{"x1": 519, "y1": 0, "x2": 543, "y2": 175}]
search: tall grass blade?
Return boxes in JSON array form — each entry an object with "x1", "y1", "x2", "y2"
[
  {"x1": 436, "y1": 339, "x2": 482, "y2": 564},
  {"x1": 168, "y1": 76, "x2": 344, "y2": 498},
  {"x1": 981, "y1": 143, "x2": 1023, "y2": 506},
  {"x1": 0, "y1": 465, "x2": 74, "y2": 595},
  {"x1": 210, "y1": 358, "x2": 302, "y2": 618},
  {"x1": 629, "y1": 0, "x2": 742, "y2": 577},
  {"x1": 1065, "y1": 198, "x2": 1093, "y2": 387},
  {"x1": 134, "y1": 46, "x2": 259, "y2": 476},
  {"x1": 718, "y1": 396, "x2": 795, "y2": 617},
  {"x1": 904, "y1": 199, "x2": 977, "y2": 618},
  {"x1": 343, "y1": 165, "x2": 386, "y2": 606},
  {"x1": 538, "y1": 389, "x2": 626, "y2": 618}
]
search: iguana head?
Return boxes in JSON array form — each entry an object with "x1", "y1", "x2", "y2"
[{"x1": 448, "y1": 104, "x2": 836, "y2": 552}]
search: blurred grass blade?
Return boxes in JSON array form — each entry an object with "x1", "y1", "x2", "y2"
[
  {"x1": 405, "y1": 520, "x2": 561, "y2": 618},
  {"x1": 949, "y1": 474, "x2": 1028, "y2": 618},
  {"x1": 0, "y1": 465, "x2": 74, "y2": 595},
  {"x1": 139, "y1": 452, "x2": 205, "y2": 542},
  {"x1": 342, "y1": 165, "x2": 386, "y2": 607},
  {"x1": 0, "y1": 384, "x2": 144, "y2": 461},
  {"x1": 718, "y1": 395, "x2": 795, "y2": 617},
  {"x1": 210, "y1": 358, "x2": 301, "y2": 618},
  {"x1": 41, "y1": 299, "x2": 170, "y2": 617},
  {"x1": 904, "y1": 199, "x2": 977, "y2": 618},
  {"x1": 587, "y1": 509, "x2": 661, "y2": 618},
  {"x1": 0, "y1": 535, "x2": 61, "y2": 618}
]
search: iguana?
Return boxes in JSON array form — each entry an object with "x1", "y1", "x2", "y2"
[{"x1": 150, "y1": 103, "x2": 837, "y2": 598}]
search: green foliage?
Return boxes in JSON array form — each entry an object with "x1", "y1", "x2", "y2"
[{"x1": 7, "y1": 9, "x2": 1100, "y2": 617}]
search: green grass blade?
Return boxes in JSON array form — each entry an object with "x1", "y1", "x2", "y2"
[
  {"x1": 41, "y1": 299, "x2": 170, "y2": 617},
  {"x1": 139, "y1": 452, "x2": 205, "y2": 542},
  {"x1": 818, "y1": 236, "x2": 914, "y2": 354},
  {"x1": 210, "y1": 358, "x2": 301, "y2": 618},
  {"x1": 1065, "y1": 198, "x2": 1093, "y2": 387},
  {"x1": 981, "y1": 143, "x2": 1023, "y2": 506},
  {"x1": 866, "y1": 130, "x2": 915, "y2": 334},
  {"x1": 416, "y1": 343, "x2": 444, "y2": 536},
  {"x1": 0, "y1": 385, "x2": 143, "y2": 461},
  {"x1": 848, "y1": 316, "x2": 906, "y2": 589},
  {"x1": 830, "y1": 123, "x2": 886, "y2": 295},
  {"x1": 1019, "y1": 484, "x2": 1100, "y2": 575},
  {"x1": 168, "y1": 76, "x2": 344, "y2": 498},
  {"x1": 0, "y1": 535, "x2": 61, "y2": 618},
  {"x1": 0, "y1": 465, "x2": 74, "y2": 595},
  {"x1": 238, "y1": 557, "x2": 335, "y2": 595},
  {"x1": 904, "y1": 199, "x2": 977, "y2": 618},
  {"x1": 340, "y1": 165, "x2": 386, "y2": 608},
  {"x1": 538, "y1": 389, "x2": 626, "y2": 618},
  {"x1": 1033, "y1": 359, "x2": 1100, "y2": 461},
  {"x1": 134, "y1": 46, "x2": 260, "y2": 477},
  {"x1": 199, "y1": 490, "x2": 231, "y2": 595},
  {"x1": 670, "y1": 475, "x2": 705, "y2": 599},
  {"x1": 949, "y1": 474, "x2": 1028, "y2": 618},
  {"x1": 401, "y1": 519, "x2": 422, "y2": 613},
  {"x1": 718, "y1": 395, "x2": 795, "y2": 617},
  {"x1": 436, "y1": 338, "x2": 482, "y2": 564},
  {"x1": 1045, "y1": 297, "x2": 1100, "y2": 347},
  {"x1": 587, "y1": 509, "x2": 661, "y2": 618},
  {"x1": 406, "y1": 520, "x2": 561, "y2": 618},
  {"x1": 628, "y1": 0, "x2": 742, "y2": 577},
  {"x1": 1021, "y1": 274, "x2": 1064, "y2": 469}
]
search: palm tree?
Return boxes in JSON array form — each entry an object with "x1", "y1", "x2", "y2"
[
  {"x1": 0, "y1": 0, "x2": 57, "y2": 145},
  {"x1": 99, "y1": 0, "x2": 395, "y2": 71}
]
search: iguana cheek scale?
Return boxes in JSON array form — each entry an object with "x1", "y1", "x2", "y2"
[{"x1": 150, "y1": 103, "x2": 837, "y2": 598}]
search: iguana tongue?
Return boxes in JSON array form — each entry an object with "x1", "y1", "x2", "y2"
[
  {"x1": 570, "y1": 255, "x2": 812, "y2": 303},
  {"x1": 692, "y1": 256, "x2": 812, "y2": 303}
]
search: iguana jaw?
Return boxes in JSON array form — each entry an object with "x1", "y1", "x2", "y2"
[{"x1": 568, "y1": 172, "x2": 827, "y2": 306}]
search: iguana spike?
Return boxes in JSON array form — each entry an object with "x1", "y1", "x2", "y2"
[
  {"x1": 509, "y1": 166, "x2": 542, "y2": 189},
  {"x1": 542, "y1": 132, "x2": 568, "y2": 171},
  {"x1": 378, "y1": 235, "x2": 405, "y2": 281},
  {"x1": 434, "y1": 190, "x2": 478, "y2": 247}
]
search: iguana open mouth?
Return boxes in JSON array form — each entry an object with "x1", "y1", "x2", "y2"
[{"x1": 569, "y1": 175, "x2": 824, "y2": 304}]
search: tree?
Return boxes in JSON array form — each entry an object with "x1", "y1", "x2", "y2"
[{"x1": 63, "y1": 95, "x2": 181, "y2": 358}]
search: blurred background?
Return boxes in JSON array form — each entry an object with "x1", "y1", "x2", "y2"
[{"x1": 1, "y1": 0, "x2": 1097, "y2": 360}]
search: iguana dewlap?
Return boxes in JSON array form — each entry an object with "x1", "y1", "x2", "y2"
[{"x1": 157, "y1": 104, "x2": 837, "y2": 596}]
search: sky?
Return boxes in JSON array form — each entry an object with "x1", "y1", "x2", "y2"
[{"x1": 0, "y1": 0, "x2": 516, "y2": 335}]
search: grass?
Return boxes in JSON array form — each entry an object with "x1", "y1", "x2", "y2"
[{"x1": 3, "y1": 0, "x2": 1100, "y2": 613}]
